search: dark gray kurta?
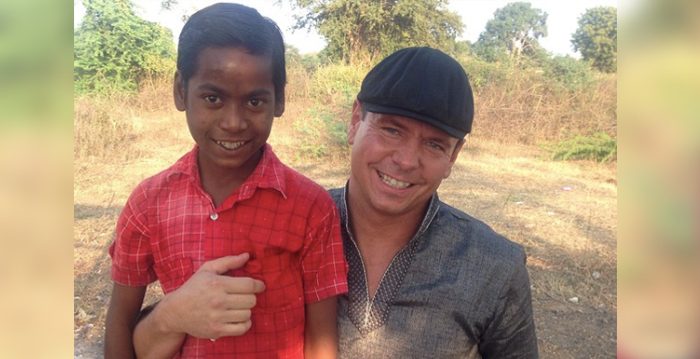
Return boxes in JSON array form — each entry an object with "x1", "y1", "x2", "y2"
[{"x1": 330, "y1": 187, "x2": 538, "y2": 358}]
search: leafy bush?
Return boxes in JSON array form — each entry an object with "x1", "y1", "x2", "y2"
[
  {"x1": 293, "y1": 106, "x2": 349, "y2": 159},
  {"x1": 309, "y1": 64, "x2": 365, "y2": 106},
  {"x1": 74, "y1": 0, "x2": 175, "y2": 94},
  {"x1": 458, "y1": 56, "x2": 510, "y2": 90},
  {"x1": 542, "y1": 55, "x2": 595, "y2": 91},
  {"x1": 549, "y1": 132, "x2": 616, "y2": 162}
]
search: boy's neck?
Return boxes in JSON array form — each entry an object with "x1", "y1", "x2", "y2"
[{"x1": 197, "y1": 147, "x2": 264, "y2": 207}]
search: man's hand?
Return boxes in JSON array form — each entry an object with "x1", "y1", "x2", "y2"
[{"x1": 154, "y1": 253, "x2": 265, "y2": 339}]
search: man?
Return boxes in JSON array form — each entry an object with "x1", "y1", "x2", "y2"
[
  {"x1": 134, "y1": 47, "x2": 538, "y2": 358},
  {"x1": 333, "y1": 47, "x2": 538, "y2": 358}
]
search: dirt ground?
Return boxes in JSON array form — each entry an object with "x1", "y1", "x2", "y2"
[{"x1": 74, "y1": 112, "x2": 617, "y2": 358}]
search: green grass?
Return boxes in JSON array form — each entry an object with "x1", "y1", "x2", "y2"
[{"x1": 549, "y1": 132, "x2": 617, "y2": 163}]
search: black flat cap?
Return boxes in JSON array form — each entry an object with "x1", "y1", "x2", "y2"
[{"x1": 357, "y1": 47, "x2": 474, "y2": 138}]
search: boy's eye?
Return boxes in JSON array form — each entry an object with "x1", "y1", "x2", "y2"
[
  {"x1": 248, "y1": 98, "x2": 264, "y2": 107},
  {"x1": 204, "y1": 95, "x2": 221, "y2": 104}
]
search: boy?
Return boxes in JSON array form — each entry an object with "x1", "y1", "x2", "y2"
[{"x1": 104, "y1": 3, "x2": 348, "y2": 358}]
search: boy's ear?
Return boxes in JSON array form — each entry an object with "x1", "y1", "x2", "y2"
[
  {"x1": 348, "y1": 99, "x2": 362, "y2": 145},
  {"x1": 173, "y1": 72, "x2": 186, "y2": 111},
  {"x1": 274, "y1": 89, "x2": 285, "y2": 117}
]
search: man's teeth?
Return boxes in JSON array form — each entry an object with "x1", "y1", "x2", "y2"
[
  {"x1": 216, "y1": 140, "x2": 245, "y2": 150},
  {"x1": 379, "y1": 172, "x2": 411, "y2": 189}
]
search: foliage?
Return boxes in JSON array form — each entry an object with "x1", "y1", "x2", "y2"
[
  {"x1": 542, "y1": 55, "x2": 595, "y2": 91},
  {"x1": 571, "y1": 7, "x2": 617, "y2": 73},
  {"x1": 473, "y1": 2, "x2": 548, "y2": 62},
  {"x1": 291, "y1": 0, "x2": 463, "y2": 65},
  {"x1": 74, "y1": 0, "x2": 176, "y2": 94},
  {"x1": 455, "y1": 53, "x2": 616, "y2": 145},
  {"x1": 286, "y1": 45, "x2": 329, "y2": 73},
  {"x1": 309, "y1": 63, "x2": 366, "y2": 106},
  {"x1": 549, "y1": 132, "x2": 616, "y2": 162},
  {"x1": 457, "y1": 56, "x2": 509, "y2": 90},
  {"x1": 293, "y1": 105, "x2": 349, "y2": 159}
]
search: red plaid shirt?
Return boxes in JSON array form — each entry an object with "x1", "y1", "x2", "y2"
[{"x1": 110, "y1": 144, "x2": 348, "y2": 358}]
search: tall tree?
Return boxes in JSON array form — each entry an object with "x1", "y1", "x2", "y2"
[
  {"x1": 473, "y1": 2, "x2": 548, "y2": 62},
  {"x1": 571, "y1": 6, "x2": 617, "y2": 73},
  {"x1": 74, "y1": 0, "x2": 175, "y2": 93},
  {"x1": 291, "y1": 0, "x2": 463, "y2": 65}
]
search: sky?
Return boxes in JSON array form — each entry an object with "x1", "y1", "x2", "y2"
[{"x1": 74, "y1": 0, "x2": 618, "y2": 57}]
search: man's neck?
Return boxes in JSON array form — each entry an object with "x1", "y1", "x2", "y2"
[
  {"x1": 345, "y1": 185, "x2": 429, "y2": 297},
  {"x1": 345, "y1": 182, "x2": 429, "y2": 244}
]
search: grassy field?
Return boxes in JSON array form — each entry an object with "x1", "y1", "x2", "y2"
[{"x1": 73, "y1": 86, "x2": 616, "y2": 357}]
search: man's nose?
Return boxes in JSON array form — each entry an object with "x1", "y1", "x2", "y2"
[
  {"x1": 219, "y1": 106, "x2": 248, "y2": 132},
  {"x1": 391, "y1": 141, "x2": 421, "y2": 170}
]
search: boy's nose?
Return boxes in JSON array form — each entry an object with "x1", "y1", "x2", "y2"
[{"x1": 219, "y1": 106, "x2": 248, "y2": 132}]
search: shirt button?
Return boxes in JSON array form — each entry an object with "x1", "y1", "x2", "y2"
[{"x1": 209, "y1": 213, "x2": 219, "y2": 221}]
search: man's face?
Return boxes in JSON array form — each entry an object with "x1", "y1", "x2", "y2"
[
  {"x1": 174, "y1": 46, "x2": 283, "y2": 181},
  {"x1": 347, "y1": 101, "x2": 464, "y2": 219}
]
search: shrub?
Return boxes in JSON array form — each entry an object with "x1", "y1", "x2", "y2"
[
  {"x1": 74, "y1": 0, "x2": 176, "y2": 95},
  {"x1": 549, "y1": 132, "x2": 616, "y2": 162},
  {"x1": 458, "y1": 56, "x2": 510, "y2": 90},
  {"x1": 309, "y1": 63, "x2": 365, "y2": 106},
  {"x1": 293, "y1": 105, "x2": 349, "y2": 159},
  {"x1": 542, "y1": 55, "x2": 595, "y2": 91}
]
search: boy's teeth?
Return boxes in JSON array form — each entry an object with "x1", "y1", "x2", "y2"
[
  {"x1": 216, "y1": 140, "x2": 244, "y2": 150},
  {"x1": 379, "y1": 172, "x2": 411, "y2": 189}
]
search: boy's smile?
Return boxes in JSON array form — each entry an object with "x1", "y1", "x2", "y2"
[{"x1": 174, "y1": 46, "x2": 283, "y2": 193}]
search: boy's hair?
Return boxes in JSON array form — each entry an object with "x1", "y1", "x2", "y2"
[{"x1": 177, "y1": 3, "x2": 286, "y2": 102}]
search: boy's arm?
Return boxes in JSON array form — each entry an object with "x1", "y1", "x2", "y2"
[
  {"x1": 304, "y1": 296, "x2": 339, "y2": 359},
  {"x1": 133, "y1": 297, "x2": 186, "y2": 359},
  {"x1": 104, "y1": 283, "x2": 147, "y2": 359}
]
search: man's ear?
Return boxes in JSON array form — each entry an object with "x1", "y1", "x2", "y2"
[
  {"x1": 173, "y1": 72, "x2": 186, "y2": 111},
  {"x1": 274, "y1": 88, "x2": 285, "y2": 117},
  {"x1": 444, "y1": 138, "x2": 465, "y2": 179},
  {"x1": 348, "y1": 99, "x2": 362, "y2": 145}
]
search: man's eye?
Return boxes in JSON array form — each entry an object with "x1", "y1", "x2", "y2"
[
  {"x1": 382, "y1": 127, "x2": 399, "y2": 136},
  {"x1": 427, "y1": 141, "x2": 445, "y2": 152}
]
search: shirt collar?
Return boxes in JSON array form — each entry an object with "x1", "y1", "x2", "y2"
[
  {"x1": 168, "y1": 143, "x2": 287, "y2": 199},
  {"x1": 240, "y1": 143, "x2": 287, "y2": 200},
  {"x1": 339, "y1": 182, "x2": 440, "y2": 243}
]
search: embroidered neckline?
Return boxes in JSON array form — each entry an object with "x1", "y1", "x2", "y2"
[{"x1": 339, "y1": 185, "x2": 440, "y2": 335}]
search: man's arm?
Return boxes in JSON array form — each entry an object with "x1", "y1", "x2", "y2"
[
  {"x1": 133, "y1": 254, "x2": 265, "y2": 359},
  {"x1": 480, "y1": 253, "x2": 539, "y2": 358},
  {"x1": 104, "y1": 284, "x2": 147, "y2": 359},
  {"x1": 304, "y1": 297, "x2": 339, "y2": 359}
]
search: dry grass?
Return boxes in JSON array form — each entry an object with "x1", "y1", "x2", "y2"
[
  {"x1": 473, "y1": 70, "x2": 617, "y2": 145},
  {"x1": 74, "y1": 76, "x2": 616, "y2": 358}
]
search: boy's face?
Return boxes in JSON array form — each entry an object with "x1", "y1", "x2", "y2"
[{"x1": 174, "y1": 46, "x2": 283, "y2": 181}]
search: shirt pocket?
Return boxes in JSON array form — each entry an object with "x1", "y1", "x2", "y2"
[
  {"x1": 242, "y1": 249, "x2": 304, "y2": 312},
  {"x1": 156, "y1": 257, "x2": 194, "y2": 294},
  {"x1": 245, "y1": 249, "x2": 305, "y2": 334}
]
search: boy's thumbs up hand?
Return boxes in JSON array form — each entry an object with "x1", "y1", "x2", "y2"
[{"x1": 157, "y1": 254, "x2": 266, "y2": 340}]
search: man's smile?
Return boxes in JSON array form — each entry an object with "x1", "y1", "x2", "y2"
[{"x1": 377, "y1": 170, "x2": 412, "y2": 189}]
